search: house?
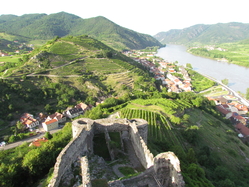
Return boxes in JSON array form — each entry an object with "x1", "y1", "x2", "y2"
[
  {"x1": 216, "y1": 105, "x2": 230, "y2": 116},
  {"x1": 228, "y1": 102, "x2": 248, "y2": 114},
  {"x1": 181, "y1": 83, "x2": 192, "y2": 92},
  {"x1": 65, "y1": 108, "x2": 82, "y2": 118},
  {"x1": 169, "y1": 69, "x2": 176, "y2": 73},
  {"x1": 230, "y1": 112, "x2": 247, "y2": 125},
  {"x1": 20, "y1": 113, "x2": 39, "y2": 129},
  {"x1": 215, "y1": 97, "x2": 228, "y2": 105},
  {"x1": 0, "y1": 52, "x2": 9, "y2": 57},
  {"x1": 42, "y1": 118, "x2": 58, "y2": 131},
  {"x1": 46, "y1": 112, "x2": 66, "y2": 123},
  {"x1": 236, "y1": 123, "x2": 249, "y2": 137},
  {"x1": 76, "y1": 102, "x2": 89, "y2": 111},
  {"x1": 29, "y1": 137, "x2": 48, "y2": 147},
  {"x1": 64, "y1": 102, "x2": 89, "y2": 118},
  {"x1": 38, "y1": 112, "x2": 47, "y2": 121}
]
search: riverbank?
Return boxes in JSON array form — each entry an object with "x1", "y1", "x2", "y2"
[
  {"x1": 188, "y1": 46, "x2": 249, "y2": 68},
  {"x1": 196, "y1": 71, "x2": 249, "y2": 107},
  {"x1": 156, "y1": 45, "x2": 249, "y2": 94}
]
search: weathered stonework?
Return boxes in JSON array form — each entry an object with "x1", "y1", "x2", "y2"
[{"x1": 48, "y1": 118, "x2": 185, "y2": 187}]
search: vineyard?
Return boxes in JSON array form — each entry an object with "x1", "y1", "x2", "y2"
[{"x1": 120, "y1": 108, "x2": 180, "y2": 145}]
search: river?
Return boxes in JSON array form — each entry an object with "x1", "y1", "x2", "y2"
[{"x1": 156, "y1": 45, "x2": 249, "y2": 94}]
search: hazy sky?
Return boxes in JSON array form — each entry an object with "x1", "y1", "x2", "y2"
[{"x1": 1, "y1": 0, "x2": 248, "y2": 35}]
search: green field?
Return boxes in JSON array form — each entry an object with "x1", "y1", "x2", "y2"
[
  {"x1": 0, "y1": 55, "x2": 22, "y2": 63},
  {"x1": 84, "y1": 58, "x2": 125, "y2": 74},
  {"x1": 190, "y1": 41, "x2": 249, "y2": 67}
]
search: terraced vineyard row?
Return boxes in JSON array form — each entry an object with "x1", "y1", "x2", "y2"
[{"x1": 120, "y1": 108, "x2": 180, "y2": 144}]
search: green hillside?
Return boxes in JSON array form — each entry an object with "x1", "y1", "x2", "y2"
[
  {"x1": 154, "y1": 22, "x2": 249, "y2": 45},
  {"x1": 0, "y1": 33, "x2": 33, "y2": 54},
  {"x1": 189, "y1": 39, "x2": 249, "y2": 67},
  {"x1": 0, "y1": 12, "x2": 163, "y2": 50},
  {"x1": 1, "y1": 35, "x2": 249, "y2": 187},
  {"x1": 118, "y1": 97, "x2": 249, "y2": 187},
  {"x1": 0, "y1": 35, "x2": 157, "y2": 137}
]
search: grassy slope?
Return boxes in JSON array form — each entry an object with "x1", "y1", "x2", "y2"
[
  {"x1": 119, "y1": 99, "x2": 249, "y2": 186},
  {"x1": 0, "y1": 35, "x2": 155, "y2": 138}
]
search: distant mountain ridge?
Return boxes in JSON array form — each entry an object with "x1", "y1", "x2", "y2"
[
  {"x1": 154, "y1": 22, "x2": 249, "y2": 45},
  {"x1": 0, "y1": 12, "x2": 163, "y2": 50}
]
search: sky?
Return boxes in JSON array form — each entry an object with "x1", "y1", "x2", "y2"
[{"x1": 1, "y1": 0, "x2": 248, "y2": 36}]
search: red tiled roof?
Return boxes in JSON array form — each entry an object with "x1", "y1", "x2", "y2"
[
  {"x1": 45, "y1": 118, "x2": 58, "y2": 125},
  {"x1": 49, "y1": 112, "x2": 64, "y2": 120},
  {"x1": 75, "y1": 102, "x2": 88, "y2": 110},
  {"x1": 236, "y1": 123, "x2": 249, "y2": 136},
  {"x1": 31, "y1": 138, "x2": 48, "y2": 147},
  {"x1": 216, "y1": 105, "x2": 230, "y2": 115}
]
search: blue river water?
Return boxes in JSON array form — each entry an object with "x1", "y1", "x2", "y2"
[{"x1": 156, "y1": 45, "x2": 249, "y2": 94}]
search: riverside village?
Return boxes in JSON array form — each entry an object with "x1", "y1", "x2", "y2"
[{"x1": 1, "y1": 49, "x2": 249, "y2": 187}]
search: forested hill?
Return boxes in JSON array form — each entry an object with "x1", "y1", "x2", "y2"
[
  {"x1": 0, "y1": 12, "x2": 163, "y2": 50},
  {"x1": 154, "y1": 22, "x2": 249, "y2": 45}
]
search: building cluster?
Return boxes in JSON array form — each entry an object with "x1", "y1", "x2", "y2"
[
  {"x1": 19, "y1": 102, "x2": 90, "y2": 132},
  {"x1": 124, "y1": 51, "x2": 192, "y2": 93},
  {"x1": 209, "y1": 97, "x2": 249, "y2": 138},
  {"x1": 0, "y1": 50, "x2": 9, "y2": 57},
  {"x1": 190, "y1": 45, "x2": 226, "y2": 51},
  {"x1": 0, "y1": 41, "x2": 34, "y2": 56}
]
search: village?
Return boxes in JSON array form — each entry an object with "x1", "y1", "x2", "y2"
[
  {"x1": 1, "y1": 49, "x2": 249, "y2": 148},
  {"x1": 123, "y1": 50, "x2": 249, "y2": 140},
  {"x1": 0, "y1": 102, "x2": 91, "y2": 148},
  {"x1": 0, "y1": 40, "x2": 34, "y2": 56},
  {"x1": 123, "y1": 50, "x2": 192, "y2": 93}
]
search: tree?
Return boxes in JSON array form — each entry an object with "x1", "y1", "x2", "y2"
[
  {"x1": 183, "y1": 114, "x2": 190, "y2": 122},
  {"x1": 186, "y1": 63, "x2": 193, "y2": 69},
  {"x1": 217, "y1": 179, "x2": 235, "y2": 187},
  {"x1": 8, "y1": 135, "x2": 19, "y2": 143},
  {"x1": 186, "y1": 148, "x2": 197, "y2": 163},
  {"x1": 44, "y1": 104, "x2": 52, "y2": 113},
  {"x1": 221, "y1": 78, "x2": 229, "y2": 85},
  {"x1": 44, "y1": 132, "x2": 53, "y2": 140},
  {"x1": 16, "y1": 121, "x2": 26, "y2": 133},
  {"x1": 183, "y1": 125, "x2": 199, "y2": 144},
  {"x1": 22, "y1": 149, "x2": 43, "y2": 175}
]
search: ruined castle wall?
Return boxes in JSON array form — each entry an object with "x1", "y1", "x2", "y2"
[
  {"x1": 81, "y1": 156, "x2": 92, "y2": 187},
  {"x1": 129, "y1": 122, "x2": 154, "y2": 169},
  {"x1": 109, "y1": 167, "x2": 157, "y2": 187},
  {"x1": 72, "y1": 118, "x2": 94, "y2": 138},
  {"x1": 49, "y1": 127, "x2": 93, "y2": 187},
  {"x1": 153, "y1": 152, "x2": 185, "y2": 187},
  {"x1": 132, "y1": 119, "x2": 148, "y2": 143},
  {"x1": 93, "y1": 118, "x2": 129, "y2": 134},
  {"x1": 49, "y1": 117, "x2": 185, "y2": 187}
]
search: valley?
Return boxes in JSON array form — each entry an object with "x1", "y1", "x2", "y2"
[{"x1": 1, "y1": 13, "x2": 249, "y2": 187}]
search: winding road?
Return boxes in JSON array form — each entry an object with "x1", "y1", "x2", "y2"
[
  {"x1": 199, "y1": 72, "x2": 249, "y2": 107},
  {"x1": 0, "y1": 128, "x2": 61, "y2": 150}
]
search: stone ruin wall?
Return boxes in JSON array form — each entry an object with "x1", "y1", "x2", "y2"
[
  {"x1": 49, "y1": 119, "x2": 93, "y2": 187},
  {"x1": 80, "y1": 156, "x2": 91, "y2": 187},
  {"x1": 153, "y1": 152, "x2": 185, "y2": 187},
  {"x1": 49, "y1": 118, "x2": 185, "y2": 187},
  {"x1": 129, "y1": 121, "x2": 154, "y2": 168},
  {"x1": 109, "y1": 152, "x2": 185, "y2": 187}
]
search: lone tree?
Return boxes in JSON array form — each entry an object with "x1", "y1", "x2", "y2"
[
  {"x1": 44, "y1": 131, "x2": 53, "y2": 139},
  {"x1": 221, "y1": 78, "x2": 229, "y2": 85}
]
